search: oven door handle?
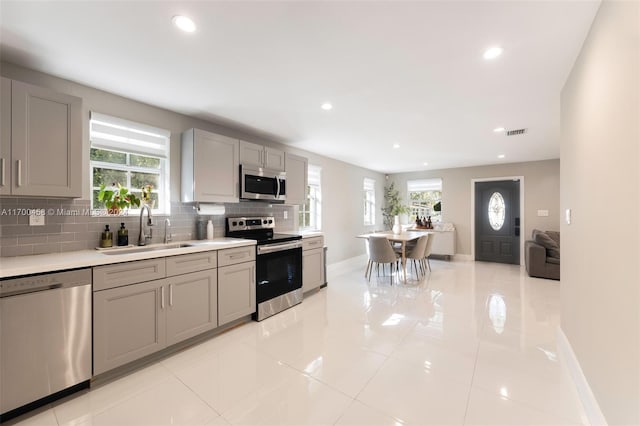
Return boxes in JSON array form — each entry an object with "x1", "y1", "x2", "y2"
[
  {"x1": 257, "y1": 241, "x2": 302, "y2": 254},
  {"x1": 275, "y1": 175, "x2": 281, "y2": 198}
]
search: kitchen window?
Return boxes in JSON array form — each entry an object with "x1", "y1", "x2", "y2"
[
  {"x1": 407, "y1": 178, "x2": 442, "y2": 222},
  {"x1": 89, "y1": 112, "x2": 170, "y2": 214},
  {"x1": 363, "y1": 178, "x2": 376, "y2": 225},
  {"x1": 299, "y1": 164, "x2": 321, "y2": 230}
]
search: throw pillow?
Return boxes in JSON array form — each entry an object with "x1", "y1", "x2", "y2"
[{"x1": 534, "y1": 231, "x2": 560, "y2": 259}]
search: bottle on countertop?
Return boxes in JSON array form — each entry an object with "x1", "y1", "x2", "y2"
[
  {"x1": 196, "y1": 218, "x2": 206, "y2": 240},
  {"x1": 206, "y1": 219, "x2": 214, "y2": 240},
  {"x1": 100, "y1": 224, "x2": 113, "y2": 248},
  {"x1": 117, "y1": 222, "x2": 128, "y2": 246}
]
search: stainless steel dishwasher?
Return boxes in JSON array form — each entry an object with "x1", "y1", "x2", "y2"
[{"x1": 0, "y1": 268, "x2": 92, "y2": 421}]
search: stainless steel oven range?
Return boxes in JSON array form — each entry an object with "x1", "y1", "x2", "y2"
[{"x1": 225, "y1": 216, "x2": 302, "y2": 321}]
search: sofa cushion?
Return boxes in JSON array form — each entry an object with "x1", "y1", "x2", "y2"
[
  {"x1": 545, "y1": 231, "x2": 560, "y2": 246},
  {"x1": 534, "y1": 231, "x2": 560, "y2": 259},
  {"x1": 546, "y1": 256, "x2": 560, "y2": 265}
]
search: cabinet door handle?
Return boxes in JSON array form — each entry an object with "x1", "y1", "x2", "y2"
[
  {"x1": 0, "y1": 158, "x2": 4, "y2": 187},
  {"x1": 161, "y1": 286, "x2": 165, "y2": 309},
  {"x1": 169, "y1": 284, "x2": 173, "y2": 307},
  {"x1": 16, "y1": 160, "x2": 21, "y2": 187}
]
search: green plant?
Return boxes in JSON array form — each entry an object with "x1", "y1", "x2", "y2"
[
  {"x1": 98, "y1": 183, "x2": 141, "y2": 212},
  {"x1": 141, "y1": 184, "x2": 153, "y2": 201},
  {"x1": 381, "y1": 182, "x2": 409, "y2": 229},
  {"x1": 433, "y1": 201, "x2": 441, "y2": 212}
]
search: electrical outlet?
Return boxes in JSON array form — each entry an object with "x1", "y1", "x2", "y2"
[
  {"x1": 537, "y1": 209, "x2": 549, "y2": 217},
  {"x1": 565, "y1": 209, "x2": 571, "y2": 225},
  {"x1": 29, "y1": 213, "x2": 45, "y2": 226},
  {"x1": 283, "y1": 211, "x2": 288, "y2": 220}
]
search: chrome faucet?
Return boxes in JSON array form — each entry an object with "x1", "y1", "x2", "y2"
[
  {"x1": 138, "y1": 204, "x2": 153, "y2": 246},
  {"x1": 164, "y1": 218, "x2": 172, "y2": 244}
]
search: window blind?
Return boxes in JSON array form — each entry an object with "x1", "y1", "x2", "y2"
[
  {"x1": 363, "y1": 178, "x2": 376, "y2": 191},
  {"x1": 308, "y1": 165, "x2": 322, "y2": 187},
  {"x1": 90, "y1": 112, "x2": 170, "y2": 159},
  {"x1": 407, "y1": 178, "x2": 442, "y2": 192}
]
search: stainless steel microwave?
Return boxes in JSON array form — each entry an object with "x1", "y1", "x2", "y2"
[{"x1": 240, "y1": 165, "x2": 286, "y2": 202}]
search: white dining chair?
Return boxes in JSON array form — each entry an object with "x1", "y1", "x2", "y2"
[
  {"x1": 403, "y1": 234, "x2": 429, "y2": 278},
  {"x1": 422, "y1": 233, "x2": 435, "y2": 272},
  {"x1": 367, "y1": 236, "x2": 401, "y2": 285}
]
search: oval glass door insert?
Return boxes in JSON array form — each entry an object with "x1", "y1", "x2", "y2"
[{"x1": 488, "y1": 192, "x2": 506, "y2": 230}]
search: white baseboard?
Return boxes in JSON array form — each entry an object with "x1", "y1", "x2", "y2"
[
  {"x1": 452, "y1": 254, "x2": 473, "y2": 261},
  {"x1": 557, "y1": 327, "x2": 608, "y2": 426},
  {"x1": 327, "y1": 254, "x2": 367, "y2": 280}
]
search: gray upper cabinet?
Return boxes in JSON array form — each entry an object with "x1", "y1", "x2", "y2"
[
  {"x1": 182, "y1": 129, "x2": 239, "y2": 203},
  {"x1": 0, "y1": 78, "x2": 10, "y2": 196},
  {"x1": 0, "y1": 78, "x2": 82, "y2": 198},
  {"x1": 285, "y1": 152, "x2": 308, "y2": 205},
  {"x1": 239, "y1": 140, "x2": 285, "y2": 171}
]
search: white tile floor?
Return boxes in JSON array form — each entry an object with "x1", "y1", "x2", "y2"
[{"x1": 11, "y1": 259, "x2": 587, "y2": 426}]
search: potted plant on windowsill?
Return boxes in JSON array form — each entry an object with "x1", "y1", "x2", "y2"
[
  {"x1": 98, "y1": 183, "x2": 141, "y2": 215},
  {"x1": 140, "y1": 184, "x2": 155, "y2": 210}
]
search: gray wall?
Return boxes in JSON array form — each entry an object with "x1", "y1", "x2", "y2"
[
  {"x1": 560, "y1": 0, "x2": 639, "y2": 424},
  {"x1": 0, "y1": 62, "x2": 385, "y2": 263},
  {"x1": 390, "y1": 159, "x2": 560, "y2": 256}
]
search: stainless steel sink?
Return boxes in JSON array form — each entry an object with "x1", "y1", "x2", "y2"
[{"x1": 100, "y1": 243, "x2": 196, "y2": 255}]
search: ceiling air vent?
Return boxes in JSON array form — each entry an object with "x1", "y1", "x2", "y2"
[{"x1": 506, "y1": 128, "x2": 527, "y2": 136}]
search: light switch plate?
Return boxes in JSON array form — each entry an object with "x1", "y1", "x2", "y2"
[
  {"x1": 283, "y1": 211, "x2": 288, "y2": 220},
  {"x1": 29, "y1": 213, "x2": 45, "y2": 226},
  {"x1": 565, "y1": 209, "x2": 571, "y2": 225},
  {"x1": 537, "y1": 209, "x2": 549, "y2": 217}
]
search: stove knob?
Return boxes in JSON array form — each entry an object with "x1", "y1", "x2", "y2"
[
  {"x1": 263, "y1": 220, "x2": 267, "y2": 224},
  {"x1": 232, "y1": 221, "x2": 237, "y2": 226},
  {"x1": 239, "y1": 221, "x2": 244, "y2": 226},
  {"x1": 268, "y1": 220, "x2": 273, "y2": 224}
]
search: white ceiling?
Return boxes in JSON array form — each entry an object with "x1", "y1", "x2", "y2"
[{"x1": 0, "y1": 1, "x2": 600, "y2": 173}]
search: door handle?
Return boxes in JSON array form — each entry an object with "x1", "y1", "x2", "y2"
[
  {"x1": 169, "y1": 284, "x2": 173, "y2": 307},
  {"x1": 161, "y1": 286, "x2": 165, "y2": 309},
  {"x1": 275, "y1": 175, "x2": 281, "y2": 198},
  {"x1": 16, "y1": 160, "x2": 22, "y2": 187},
  {"x1": 0, "y1": 158, "x2": 4, "y2": 187}
]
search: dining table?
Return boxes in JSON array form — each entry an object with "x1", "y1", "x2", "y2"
[{"x1": 357, "y1": 230, "x2": 432, "y2": 283}]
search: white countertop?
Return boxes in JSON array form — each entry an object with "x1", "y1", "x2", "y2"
[
  {"x1": 0, "y1": 238, "x2": 256, "y2": 279},
  {"x1": 299, "y1": 231, "x2": 324, "y2": 239}
]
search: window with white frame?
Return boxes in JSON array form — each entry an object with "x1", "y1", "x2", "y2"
[
  {"x1": 299, "y1": 165, "x2": 322, "y2": 230},
  {"x1": 90, "y1": 112, "x2": 170, "y2": 214},
  {"x1": 407, "y1": 178, "x2": 442, "y2": 222},
  {"x1": 363, "y1": 178, "x2": 376, "y2": 225}
]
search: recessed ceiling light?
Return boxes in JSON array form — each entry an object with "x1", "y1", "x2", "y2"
[
  {"x1": 498, "y1": 154, "x2": 506, "y2": 159},
  {"x1": 172, "y1": 15, "x2": 196, "y2": 33},
  {"x1": 483, "y1": 46, "x2": 503, "y2": 60},
  {"x1": 393, "y1": 143, "x2": 400, "y2": 149},
  {"x1": 423, "y1": 162, "x2": 428, "y2": 166},
  {"x1": 321, "y1": 102, "x2": 333, "y2": 111},
  {"x1": 493, "y1": 127, "x2": 505, "y2": 133}
]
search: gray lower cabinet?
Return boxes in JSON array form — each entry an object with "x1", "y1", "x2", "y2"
[
  {"x1": 218, "y1": 261, "x2": 256, "y2": 326},
  {"x1": 93, "y1": 279, "x2": 167, "y2": 375},
  {"x1": 1, "y1": 77, "x2": 82, "y2": 198},
  {"x1": 93, "y1": 252, "x2": 221, "y2": 375},
  {"x1": 302, "y1": 236, "x2": 325, "y2": 293},
  {"x1": 166, "y1": 269, "x2": 218, "y2": 346}
]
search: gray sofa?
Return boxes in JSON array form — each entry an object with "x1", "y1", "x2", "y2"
[{"x1": 525, "y1": 230, "x2": 560, "y2": 280}]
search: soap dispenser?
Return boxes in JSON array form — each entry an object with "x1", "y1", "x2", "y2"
[
  {"x1": 100, "y1": 225, "x2": 113, "y2": 248},
  {"x1": 206, "y1": 220, "x2": 214, "y2": 240},
  {"x1": 117, "y1": 222, "x2": 128, "y2": 246}
]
